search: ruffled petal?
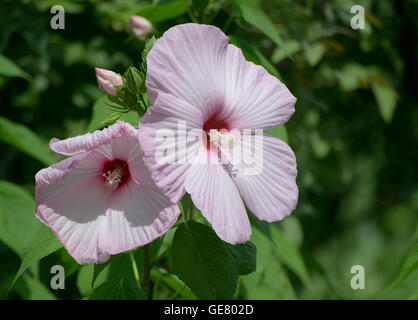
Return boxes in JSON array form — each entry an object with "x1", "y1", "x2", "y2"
[
  {"x1": 185, "y1": 162, "x2": 251, "y2": 244},
  {"x1": 232, "y1": 134, "x2": 298, "y2": 222},
  {"x1": 98, "y1": 183, "x2": 180, "y2": 254},
  {"x1": 49, "y1": 121, "x2": 136, "y2": 156},
  {"x1": 221, "y1": 44, "x2": 296, "y2": 130},
  {"x1": 146, "y1": 23, "x2": 228, "y2": 115}
]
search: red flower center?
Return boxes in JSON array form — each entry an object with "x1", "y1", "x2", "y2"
[
  {"x1": 203, "y1": 113, "x2": 229, "y2": 149},
  {"x1": 102, "y1": 159, "x2": 130, "y2": 191}
]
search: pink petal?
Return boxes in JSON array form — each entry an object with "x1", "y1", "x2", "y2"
[
  {"x1": 221, "y1": 44, "x2": 296, "y2": 130},
  {"x1": 36, "y1": 156, "x2": 110, "y2": 264},
  {"x1": 185, "y1": 162, "x2": 251, "y2": 244},
  {"x1": 95, "y1": 68, "x2": 123, "y2": 96},
  {"x1": 146, "y1": 23, "x2": 228, "y2": 115},
  {"x1": 49, "y1": 121, "x2": 136, "y2": 156},
  {"x1": 35, "y1": 151, "x2": 106, "y2": 204},
  {"x1": 137, "y1": 93, "x2": 206, "y2": 202},
  {"x1": 98, "y1": 183, "x2": 180, "y2": 254},
  {"x1": 232, "y1": 134, "x2": 298, "y2": 222}
]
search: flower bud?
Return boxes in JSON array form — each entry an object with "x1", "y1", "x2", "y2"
[
  {"x1": 124, "y1": 67, "x2": 145, "y2": 94},
  {"x1": 95, "y1": 68, "x2": 123, "y2": 96},
  {"x1": 129, "y1": 15, "x2": 153, "y2": 41}
]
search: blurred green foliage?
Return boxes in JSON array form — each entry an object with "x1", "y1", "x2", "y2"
[{"x1": 0, "y1": 0, "x2": 417, "y2": 300}]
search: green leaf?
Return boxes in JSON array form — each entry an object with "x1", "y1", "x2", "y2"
[
  {"x1": 171, "y1": 221, "x2": 238, "y2": 299},
  {"x1": 0, "y1": 54, "x2": 30, "y2": 79},
  {"x1": 381, "y1": 243, "x2": 418, "y2": 299},
  {"x1": 0, "y1": 116, "x2": 55, "y2": 165},
  {"x1": 371, "y1": 80, "x2": 398, "y2": 123},
  {"x1": 271, "y1": 40, "x2": 302, "y2": 63},
  {"x1": 151, "y1": 268, "x2": 197, "y2": 300},
  {"x1": 270, "y1": 226, "x2": 311, "y2": 288},
  {"x1": 229, "y1": 35, "x2": 282, "y2": 80},
  {"x1": 92, "y1": 260, "x2": 113, "y2": 288},
  {"x1": 14, "y1": 275, "x2": 56, "y2": 300},
  {"x1": 123, "y1": 67, "x2": 145, "y2": 95},
  {"x1": 88, "y1": 95, "x2": 140, "y2": 132},
  {"x1": 304, "y1": 42, "x2": 327, "y2": 67},
  {"x1": 137, "y1": 0, "x2": 188, "y2": 24},
  {"x1": 88, "y1": 95, "x2": 116, "y2": 131},
  {"x1": 11, "y1": 225, "x2": 62, "y2": 291},
  {"x1": 55, "y1": 248, "x2": 82, "y2": 279},
  {"x1": 241, "y1": 226, "x2": 296, "y2": 299},
  {"x1": 87, "y1": 278, "x2": 146, "y2": 300},
  {"x1": 141, "y1": 36, "x2": 157, "y2": 72},
  {"x1": 397, "y1": 243, "x2": 418, "y2": 282},
  {"x1": 225, "y1": 242, "x2": 257, "y2": 275},
  {"x1": 77, "y1": 264, "x2": 109, "y2": 297},
  {"x1": 336, "y1": 63, "x2": 371, "y2": 91},
  {"x1": 87, "y1": 252, "x2": 146, "y2": 300},
  {"x1": 0, "y1": 181, "x2": 41, "y2": 257},
  {"x1": 230, "y1": 0, "x2": 284, "y2": 48}
]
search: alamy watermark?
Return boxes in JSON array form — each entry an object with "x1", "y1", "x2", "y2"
[
  {"x1": 50, "y1": 5, "x2": 65, "y2": 30},
  {"x1": 350, "y1": 5, "x2": 365, "y2": 30},
  {"x1": 50, "y1": 265, "x2": 65, "y2": 290},
  {"x1": 153, "y1": 121, "x2": 264, "y2": 176},
  {"x1": 350, "y1": 265, "x2": 365, "y2": 290}
]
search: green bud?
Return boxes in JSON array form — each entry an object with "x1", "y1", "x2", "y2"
[{"x1": 123, "y1": 66, "x2": 145, "y2": 95}]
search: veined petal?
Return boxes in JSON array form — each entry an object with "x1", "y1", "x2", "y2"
[
  {"x1": 49, "y1": 121, "x2": 136, "y2": 156},
  {"x1": 146, "y1": 23, "x2": 228, "y2": 115},
  {"x1": 138, "y1": 102, "x2": 204, "y2": 203},
  {"x1": 232, "y1": 134, "x2": 298, "y2": 222},
  {"x1": 221, "y1": 44, "x2": 296, "y2": 130},
  {"x1": 146, "y1": 92, "x2": 205, "y2": 128},
  {"x1": 36, "y1": 159, "x2": 110, "y2": 264},
  {"x1": 35, "y1": 151, "x2": 106, "y2": 204},
  {"x1": 185, "y1": 162, "x2": 251, "y2": 244},
  {"x1": 98, "y1": 183, "x2": 180, "y2": 254}
]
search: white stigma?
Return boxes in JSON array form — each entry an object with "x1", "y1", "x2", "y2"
[
  {"x1": 103, "y1": 166, "x2": 124, "y2": 191},
  {"x1": 208, "y1": 129, "x2": 240, "y2": 149}
]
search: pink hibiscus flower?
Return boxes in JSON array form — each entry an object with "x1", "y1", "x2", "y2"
[
  {"x1": 35, "y1": 121, "x2": 180, "y2": 264},
  {"x1": 138, "y1": 24, "x2": 298, "y2": 244}
]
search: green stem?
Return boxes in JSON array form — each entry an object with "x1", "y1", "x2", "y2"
[
  {"x1": 129, "y1": 251, "x2": 141, "y2": 290},
  {"x1": 180, "y1": 195, "x2": 192, "y2": 227},
  {"x1": 142, "y1": 244, "x2": 151, "y2": 299},
  {"x1": 152, "y1": 273, "x2": 164, "y2": 300}
]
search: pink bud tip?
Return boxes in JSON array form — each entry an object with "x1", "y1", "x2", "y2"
[
  {"x1": 95, "y1": 68, "x2": 123, "y2": 96},
  {"x1": 129, "y1": 15, "x2": 153, "y2": 41}
]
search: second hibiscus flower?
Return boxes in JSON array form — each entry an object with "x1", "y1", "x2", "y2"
[{"x1": 138, "y1": 23, "x2": 299, "y2": 244}]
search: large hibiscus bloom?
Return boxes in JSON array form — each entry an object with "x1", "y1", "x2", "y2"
[
  {"x1": 35, "y1": 121, "x2": 180, "y2": 264},
  {"x1": 138, "y1": 24, "x2": 298, "y2": 244}
]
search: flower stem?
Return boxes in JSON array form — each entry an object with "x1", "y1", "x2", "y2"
[
  {"x1": 180, "y1": 195, "x2": 192, "y2": 227},
  {"x1": 129, "y1": 251, "x2": 141, "y2": 290},
  {"x1": 142, "y1": 244, "x2": 151, "y2": 299}
]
